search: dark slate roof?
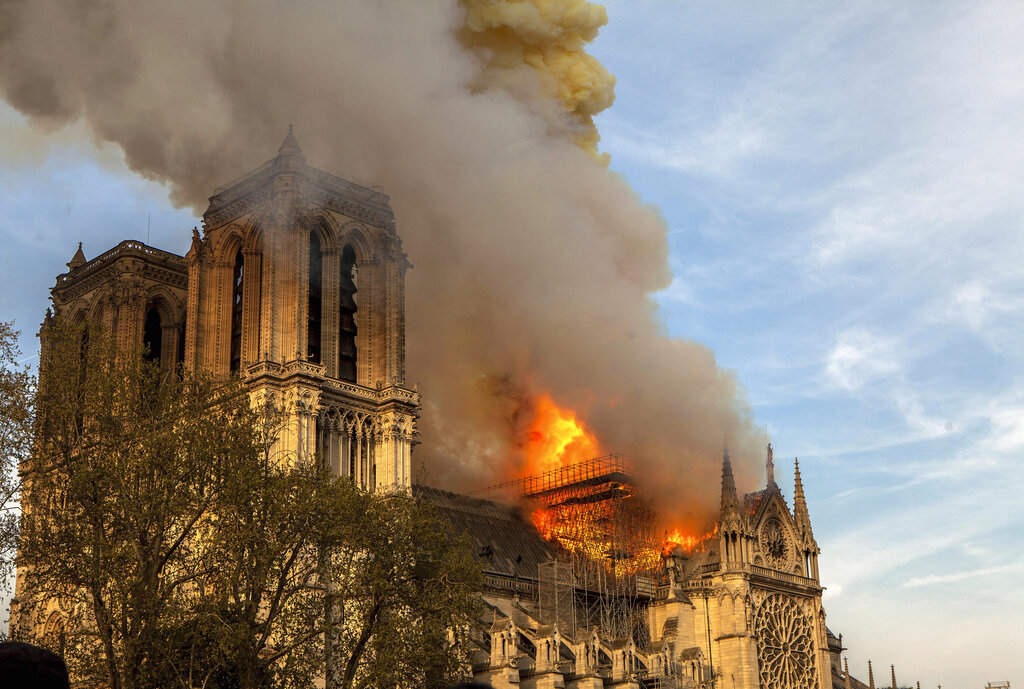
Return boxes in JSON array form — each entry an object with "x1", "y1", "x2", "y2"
[
  {"x1": 833, "y1": 667, "x2": 872, "y2": 689},
  {"x1": 826, "y1": 626, "x2": 845, "y2": 652},
  {"x1": 416, "y1": 485, "x2": 558, "y2": 580}
]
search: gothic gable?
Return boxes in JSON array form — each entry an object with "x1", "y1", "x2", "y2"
[{"x1": 749, "y1": 486, "x2": 803, "y2": 575}]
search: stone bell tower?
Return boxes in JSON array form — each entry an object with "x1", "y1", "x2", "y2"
[{"x1": 184, "y1": 128, "x2": 420, "y2": 490}]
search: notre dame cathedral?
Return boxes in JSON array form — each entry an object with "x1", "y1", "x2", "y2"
[{"x1": 17, "y1": 130, "x2": 872, "y2": 689}]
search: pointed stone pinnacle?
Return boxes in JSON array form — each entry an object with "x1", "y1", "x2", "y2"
[
  {"x1": 278, "y1": 124, "x2": 305, "y2": 159},
  {"x1": 844, "y1": 657, "x2": 851, "y2": 689},
  {"x1": 868, "y1": 660, "x2": 875, "y2": 689},
  {"x1": 67, "y1": 241, "x2": 87, "y2": 270},
  {"x1": 891, "y1": 664, "x2": 897, "y2": 689},
  {"x1": 720, "y1": 444, "x2": 738, "y2": 514}
]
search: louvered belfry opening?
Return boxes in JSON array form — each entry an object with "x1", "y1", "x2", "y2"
[
  {"x1": 142, "y1": 306, "x2": 162, "y2": 364},
  {"x1": 229, "y1": 248, "x2": 244, "y2": 373},
  {"x1": 307, "y1": 231, "x2": 323, "y2": 364},
  {"x1": 338, "y1": 243, "x2": 358, "y2": 382}
]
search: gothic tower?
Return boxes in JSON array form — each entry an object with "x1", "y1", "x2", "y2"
[{"x1": 184, "y1": 128, "x2": 420, "y2": 490}]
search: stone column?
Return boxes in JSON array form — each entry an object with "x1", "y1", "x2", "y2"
[{"x1": 184, "y1": 230, "x2": 203, "y2": 371}]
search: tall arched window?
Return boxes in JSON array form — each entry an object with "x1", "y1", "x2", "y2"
[
  {"x1": 177, "y1": 319, "x2": 186, "y2": 368},
  {"x1": 307, "y1": 232, "x2": 323, "y2": 364},
  {"x1": 229, "y1": 248, "x2": 244, "y2": 373},
  {"x1": 77, "y1": 320, "x2": 90, "y2": 382},
  {"x1": 338, "y1": 244, "x2": 358, "y2": 382},
  {"x1": 143, "y1": 306, "x2": 162, "y2": 364}
]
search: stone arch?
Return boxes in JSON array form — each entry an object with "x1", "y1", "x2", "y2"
[
  {"x1": 241, "y1": 219, "x2": 264, "y2": 254},
  {"x1": 43, "y1": 610, "x2": 65, "y2": 635},
  {"x1": 303, "y1": 212, "x2": 342, "y2": 254},
  {"x1": 67, "y1": 302, "x2": 93, "y2": 327},
  {"x1": 559, "y1": 639, "x2": 575, "y2": 662},
  {"x1": 92, "y1": 289, "x2": 118, "y2": 325},
  {"x1": 212, "y1": 224, "x2": 247, "y2": 266},
  {"x1": 336, "y1": 220, "x2": 374, "y2": 263},
  {"x1": 145, "y1": 287, "x2": 184, "y2": 326}
]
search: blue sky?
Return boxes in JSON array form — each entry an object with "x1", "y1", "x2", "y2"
[
  {"x1": 1, "y1": 2, "x2": 1022, "y2": 686},
  {"x1": 592, "y1": 2, "x2": 1024, "y2": 686}
]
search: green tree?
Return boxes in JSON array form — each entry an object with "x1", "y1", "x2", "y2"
[
  {"x1": 18, "y1": 320, "x2": 262, "y2": 688},
  {"x1": 18, "y1": 320, "x2": 483, "y2": 689},
  {"x1": 0, "y1": 321, "x2": 33, "y2": 604},
  {"x1": 325, "y1": 487, "x2": 482, "y2": 689}
]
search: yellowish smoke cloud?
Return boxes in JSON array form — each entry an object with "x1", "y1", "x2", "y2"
[{"x1": 459, "y1": 0, "x2": 616, "y2": 155}]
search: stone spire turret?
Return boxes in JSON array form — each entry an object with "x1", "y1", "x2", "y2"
[
  {"x1": 844, "y1": 657, "x2": 851, "y2": 689},
  {"x1": 720, "y1": 443, "x2": 739, "y2": 517},
  {"x1": 277, "y1": 124, "x2": 306, "y2": 161},
  {"x1": 766, "y1": 441, "x2": 775, "y2": 487},
  {"x1": 891, "y1": 664, "x2": 897, "y2": 689},
  {"x1": 66, "y1": 242, "x2": 86, "y2": 271},
  {"x1": 793, "y1": 458, "x2": 815, "y2": 541},
  {"x1": 719, "y1": 443, "x2": 742, "y2": 566},
  {"x1": 868, "y1": 660, "x2": 875, "y2": 689}
]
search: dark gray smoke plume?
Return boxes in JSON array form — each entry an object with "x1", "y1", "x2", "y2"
[{"x1": 0, "y1": 0, "x2": 761, "y2": 525}]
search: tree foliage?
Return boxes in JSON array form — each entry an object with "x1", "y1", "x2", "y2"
[
  {"x1": 19, "y1": 321, "x2": 264, "y2": 687},
  {"x1": 326, "y1": 489, "x2": 482, "y2": 689},
  {"x1": 16, "y1": 320, "x2": 482, "y2": 689},
  {"x1": 0, "y1": 321, "x2": 33, "y2": 601}
]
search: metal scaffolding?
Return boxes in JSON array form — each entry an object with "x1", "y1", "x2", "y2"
[{"x1": 478, "y1": 454, "x2": 658, "y2": 644}]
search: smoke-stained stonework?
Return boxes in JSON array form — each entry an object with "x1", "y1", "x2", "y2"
[{"x1": 27, "y1": 130, "x2": 421, "y2": 494}]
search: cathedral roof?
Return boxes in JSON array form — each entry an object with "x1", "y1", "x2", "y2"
[
  {"x1": 416, "y1": 485, "x2": 558, "y2": 581},
  {"x1": 834, "y1": 666, "x2": 873, "y2": 689}
]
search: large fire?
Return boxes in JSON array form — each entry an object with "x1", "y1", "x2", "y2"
[
  {"x1": 523, "y1": 393, "x2": 602, "y2": 475},
  {"x1": 663, "y1": 526, "x2": 719, "y2": 557},
  {"x1": 521, "y1": 394, "x2": 717, "y2": 577}
]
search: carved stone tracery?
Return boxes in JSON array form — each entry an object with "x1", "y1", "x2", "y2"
[{"x1": 754, "y1": 594, "x2": 818, "y2": 689}]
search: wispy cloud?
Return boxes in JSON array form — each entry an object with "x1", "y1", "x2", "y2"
[
  {"x1": 904, "y1": 561, "x2": 1024, "y2": 588},
  {"x1": 824, "y1": 329, "x2": 902, "y2": 392}
]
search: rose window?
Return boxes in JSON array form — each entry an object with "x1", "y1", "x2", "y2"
[
  {"x1": 759, "y1": 518, "x2": 792, "y2": 570},
  {"x1": 755, "y1": 594, "x2": 818, "y2": 689}
]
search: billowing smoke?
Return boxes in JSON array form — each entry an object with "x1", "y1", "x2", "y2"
[
  {"x1": 459, "y1": 0, "x2": 615, "y2": 154},
  {"x1": 0, "y1": 0, "x2": 761, "y2": 522}
]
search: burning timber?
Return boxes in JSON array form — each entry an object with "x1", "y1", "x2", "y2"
[{"x1": 476, "y1": 454, "x2": 660, "y2": 644}]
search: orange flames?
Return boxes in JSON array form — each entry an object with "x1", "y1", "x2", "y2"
[
  {"x1": 521, "y1": 394, "x2": 717, "y2": 577},
  {"x1": 523, "y1": 393, "x2": 602, "y2": 475},
  {"x1": 662, "y1": 525, "x2": 719, "y2": 557}
]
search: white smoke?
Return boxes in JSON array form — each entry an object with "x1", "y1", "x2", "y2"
[{"x1": 0, "y1": 0, "x2": 761, "y2": 521}]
